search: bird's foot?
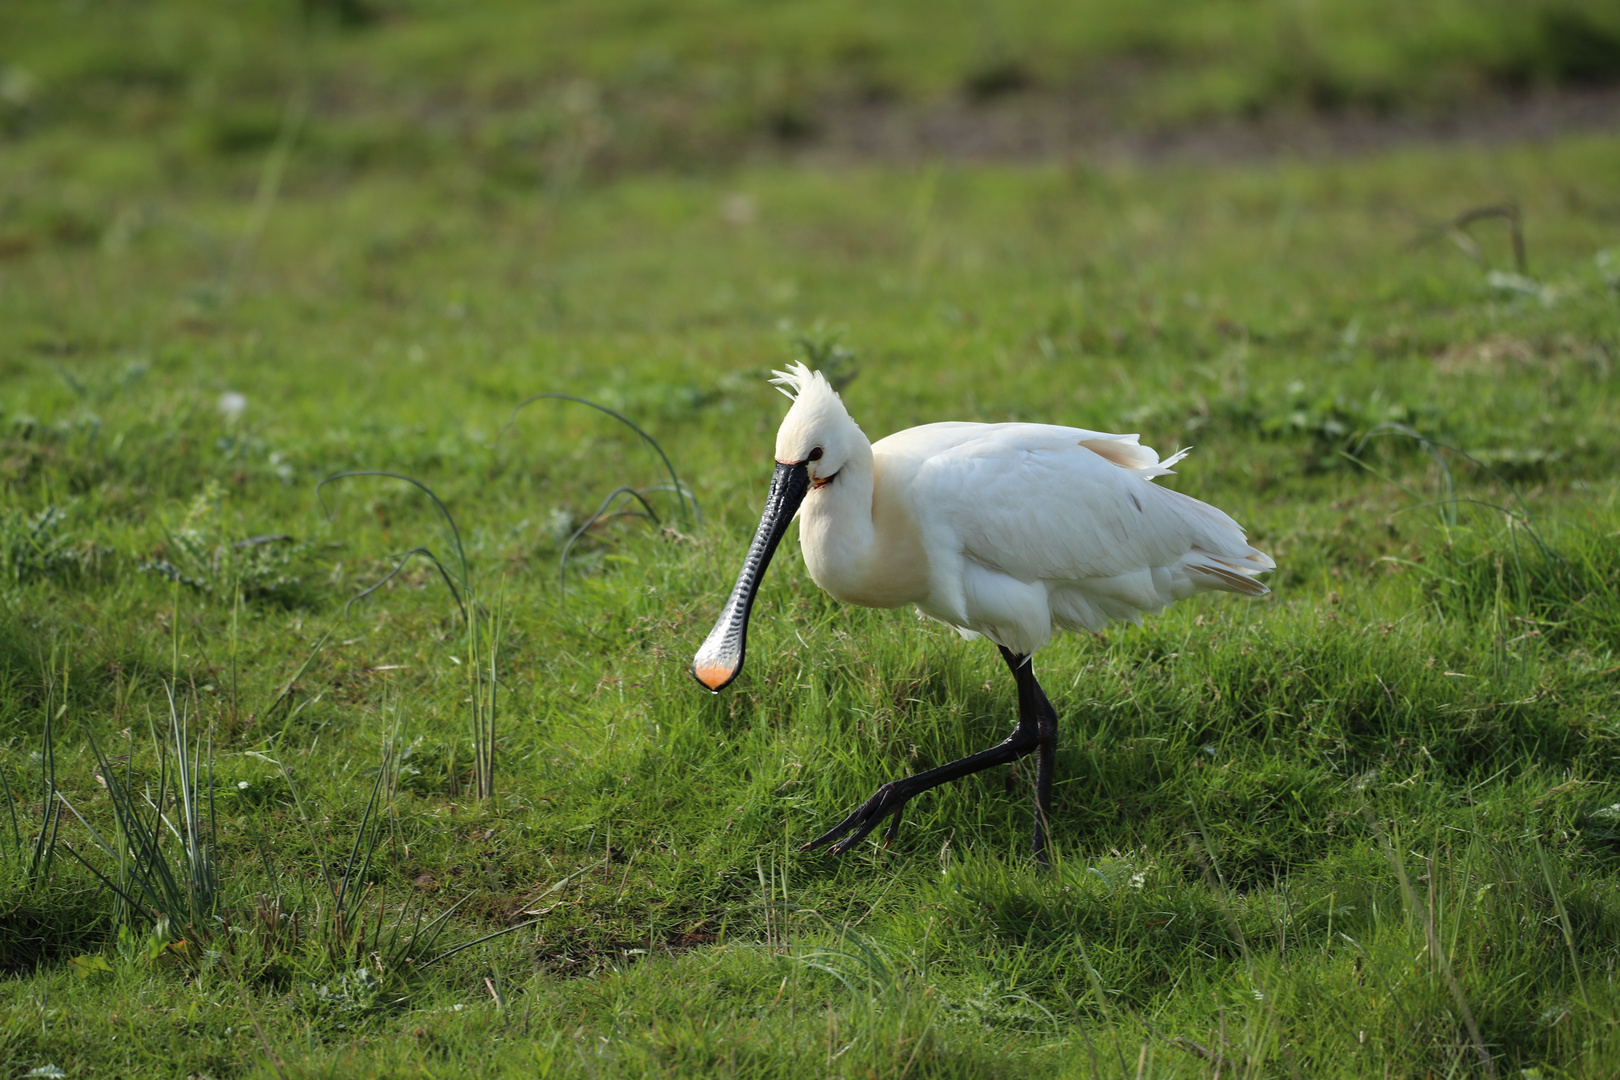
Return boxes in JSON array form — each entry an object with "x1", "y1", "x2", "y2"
[{"x1": 802, "y1": 782, "x2": 909, "y2": 856}]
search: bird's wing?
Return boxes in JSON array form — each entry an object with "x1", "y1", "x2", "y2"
[{"x1": 890, "y1": 423, "x2": 1268, "y2": 589}]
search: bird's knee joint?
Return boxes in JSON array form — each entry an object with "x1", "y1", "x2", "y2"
[{"x1": 1004, "y1": 729, "x2": 1040, "y2": 755}]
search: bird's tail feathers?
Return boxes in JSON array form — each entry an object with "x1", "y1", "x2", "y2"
[{"x1": 1184, "y1": 547, "x2": 1274, "y2": 597}]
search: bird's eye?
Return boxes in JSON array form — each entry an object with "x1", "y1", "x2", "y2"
[{"x1": 808, "y1": 447, "x2": 824, "y2": 462}]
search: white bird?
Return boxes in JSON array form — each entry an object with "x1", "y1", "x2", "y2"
[{"x1": 693, "y1": 363, "x2": 1274, "y2": 863}]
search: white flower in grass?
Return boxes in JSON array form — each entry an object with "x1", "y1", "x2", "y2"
[{"x1": 218, "y1": 391, "x2": 248, "y2": 420}]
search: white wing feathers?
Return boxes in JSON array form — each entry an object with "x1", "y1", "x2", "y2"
[
  {"x1": 884, "y1": 423, "x2": 1271, "y2": 644},
  {"x1": 1075, "y1": 434, "x2": 1189, "y2": 476}
]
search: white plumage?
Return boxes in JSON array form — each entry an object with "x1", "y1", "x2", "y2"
[
  {"x1": 694, "y1": 363, "x2": 1274, "y2": 863},
  {"x1": 777, "y1": 367, "x2": 1273, "y2": 656}
]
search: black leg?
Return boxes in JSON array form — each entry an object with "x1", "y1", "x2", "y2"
[
  {"x1": 802, "y1": 645, "x2": 1059, "y2": 862},
  {"x1": 1030, "y1": 675, "x2": 1058, "y2": 867}
]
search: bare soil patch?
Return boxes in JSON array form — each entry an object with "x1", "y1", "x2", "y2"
[{"x1": 787, "y1": 86, "x2": 1620, "y2": 166}]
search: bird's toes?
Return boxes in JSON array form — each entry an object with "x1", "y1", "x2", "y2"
[
  {"x1": 800, "y1": 827, "x2": 847, "y2": 854},
  {"x1": 804, "y1": 784, "x2": 910, "y2": 855},
  {"x1": 833, "y1": 794, "x2": 909, "y2": 855},
  {"x1": 821, "y1": 815, "x2": 878, "y2": 856},
  {"x1": 880, "y1": 805, "x2": 905, "y2": 848},
  {"x1": 802, "y1": 809, "x2": 865, "y2": 853}
]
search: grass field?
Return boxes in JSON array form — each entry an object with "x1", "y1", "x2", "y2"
[
  {"x1": 4, "y1": 3, "x2": 1620, "y2": 1078},
  {"x1": 6, "y1": 0, "x2": 1620, "y2": 177}
]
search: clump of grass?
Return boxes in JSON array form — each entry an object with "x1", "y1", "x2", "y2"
[
  {"x1": 0, "y1": 650, "x2": 113, "y2": 973},
  {"x1": 249, "y1": 734, "x2": 462, "y2": 973},
  {"x1": 253, "y1": 729, "x2": 537, "y2": 987},
  {"x1": 0, "y1": 504, "x2": 106, "y2": 586},
  {"x1": 137, "y1": 482, "x2": 318, "y2": 607},
  {"x1": 464, "y1": 584, "x2": 503, "y2": 802},
  {"x1": 498, "y1": 392, "x2": 697, "y2": 592},
  {"x1": 58, "y1": 683, "x2": 218, "y2": 937},
  {"x1": 0, "y1": 659, "x2": 61, "y2": 888},
  {"x1": 787, "y1": 322, "x2": 861, "y2": 393}
]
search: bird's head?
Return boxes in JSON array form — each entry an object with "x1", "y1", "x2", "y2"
[
  {"x1": 770, "y1": 362, "x2": 862, "y2": 490},
  {"x1": 691, "y1": 362, "x2": 863, "y2": 693}
]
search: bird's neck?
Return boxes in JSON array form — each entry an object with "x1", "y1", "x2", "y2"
[{"x1": 798, "y1": 439, "x2": 929, "y2": 609}]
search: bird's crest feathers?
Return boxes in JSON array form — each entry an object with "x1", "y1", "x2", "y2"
[
  {"x1": 770, "y1": 363, "x2": 862, "y2": 465},
  {"x1": 769, "y1": 362, "x2": 835, "y2": 404}
]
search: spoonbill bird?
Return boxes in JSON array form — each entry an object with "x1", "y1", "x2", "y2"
[{"x1": 693, "y1": 364, "x2": 1273, "y2": 863}]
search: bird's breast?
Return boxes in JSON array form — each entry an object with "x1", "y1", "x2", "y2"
[{"x1": 798, "y1": 470, "x2": 931, "y2": 610}]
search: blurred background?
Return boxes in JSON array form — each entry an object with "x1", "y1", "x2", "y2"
[{"x1": 4, "y1": 0, "x2": 1620, "y2": 205}]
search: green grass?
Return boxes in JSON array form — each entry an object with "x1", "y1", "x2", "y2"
[
  {"x1": 3, "y1": 0, "x2": 1620, "y2": 195},
  {"x1": 4, "y1": 5, "x2": 1620, "y2": 1077}
]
